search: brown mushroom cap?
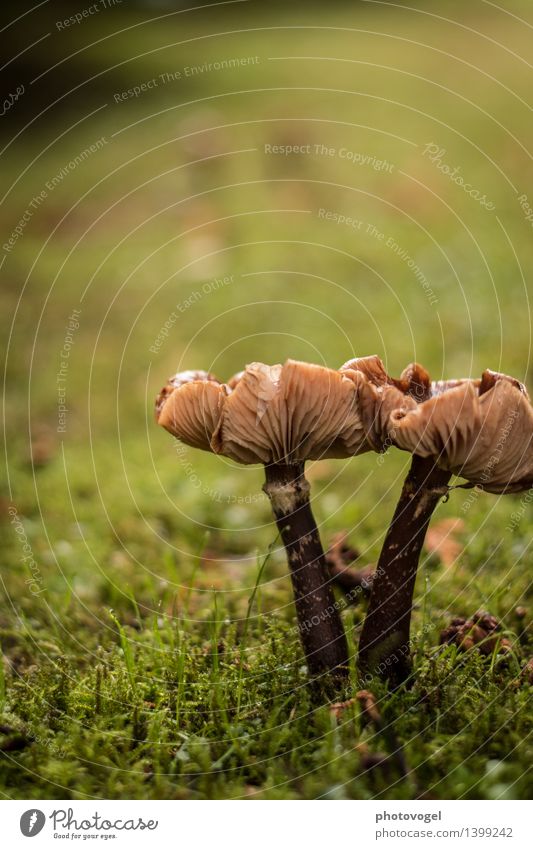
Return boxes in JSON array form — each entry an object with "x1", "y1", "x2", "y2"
[
  {"x1": 227, "y1": 370, "x2": 244, "y2": 390},
  {"x1": 340, "y1": 354, "x2": 393, "y2": 388},
  {"x1": 155, "y1": 370, "x2": 227, "y2": 451},
  {"x1": 212, "y1": 359, "x2": 370, "y2": 464},
  {"x1": 389, "y1": 370, "x2": 533, "y2": 493},
  {"x1": 340, "y1": 356, "x2": 420, "y2": 451}
]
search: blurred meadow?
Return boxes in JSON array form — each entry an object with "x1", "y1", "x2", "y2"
[{"x1": 1, "y1": 0, "x2": 532, "y2": 799}]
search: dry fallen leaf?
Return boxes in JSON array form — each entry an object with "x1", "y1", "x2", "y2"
[
  {"x1": 329, "y1": 698, "x2": 357, "y2": 720},
  {"x1": 440, "y1": 611, "x2": 513, "y2": 655},
  {"x1": 325, "y1": 532, "x2": 374, "y2": 598},
  {"x1": 356, "y1": 690, "x2": 382, "y2": 726},
  {"x1": 520, "y1": 658, "x2": 533, "y2": 685},
  {"x1": 425, "y1": 517, "x2": 465, "y2": 567},
  {"x1": 305, "y1": 460, "x2": 334, "y2": 481},
  {"x1": 30, "y1": 426, "x2": 55, "y2": 468}
]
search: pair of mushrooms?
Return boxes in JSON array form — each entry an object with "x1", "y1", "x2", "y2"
[{"x1": 155, "y1": 357, "x2": 533, "y2": 687}]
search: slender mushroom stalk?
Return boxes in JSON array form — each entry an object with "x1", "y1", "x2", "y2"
[
  {"x1": 156, "y1": 359, "x2": 382, "y2": 681},
  {"x1": 262, "y1": 461, "x2": 348, "y2": 676},
  {"x1": 358, "y1": 366, "x2": 533, "y2": 685},
  {"x1": 358, "y1": 455, "x2": 451, "y2": 685},
  {"x1": 338, "y1": 357, "x2": 448, "y2": 684}
]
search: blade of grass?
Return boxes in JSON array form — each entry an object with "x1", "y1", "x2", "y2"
[
  {"x1": 109, "y1": 610, "x2": 137, "y2": 693},
  {"x1": 236, "y1": 536, "x2": 278, "y2": 716},
  {"x1": 0, "y1": 639, "x2": 5, "y2": 711}
]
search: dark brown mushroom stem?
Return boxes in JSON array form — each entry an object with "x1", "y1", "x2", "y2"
[
  {"x1": 358, "y1": 455, "x2": 451, "y2": 686},
  {"x1": 263, "y1": 462, "x2": 349, "y2": 679}
]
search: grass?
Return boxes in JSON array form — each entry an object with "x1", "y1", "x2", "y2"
[{"x1": 1, "y1": 0, "x2": 532, "y2": 799}]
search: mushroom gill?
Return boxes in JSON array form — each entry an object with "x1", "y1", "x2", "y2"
[
  {"x1": 358, "y1": 365, "x2": 533, "y2": 686},
  {"x1": 389, "y1": 370, "x2": 533, "y2": 493},
  {"x1": 156, "y1": 358, "x2": 381, "y2": 683}
]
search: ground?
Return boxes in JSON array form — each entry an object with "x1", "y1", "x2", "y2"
[{"x1": 1, "y1": 0, "x2": 532, "y2": 799}]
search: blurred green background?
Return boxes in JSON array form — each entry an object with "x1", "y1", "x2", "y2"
[{"x1": 1, "y1": 0, "x2": 532, "y2": 799}]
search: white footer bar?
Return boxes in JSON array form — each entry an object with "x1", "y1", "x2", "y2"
[{"x1": 3, "y1": 800, "x2": 530, "y2": 848}]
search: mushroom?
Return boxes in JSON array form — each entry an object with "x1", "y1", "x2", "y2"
[
  {"x1": 156, "y1": 359, "x2": 381, "y2": 681},
  {"x1": 390, "y1": 369, "x2": 533, "y2": 493},
  {"x1": 156, "y1": 369, "x2": 226, "y2": 451},
  {"x1": 357, "y1": 366, "x2": 533, "y2": 685},
  {"x1": 339, "y1": 355, "x2": 420, "y2": 451},
  {"x1": 338, "y1": 357, "x2": 448, "y2": 685}
]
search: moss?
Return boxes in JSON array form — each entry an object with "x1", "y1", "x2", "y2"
[{"x1": 2, "y1": 0, "x2": 533, "y2": 800}]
